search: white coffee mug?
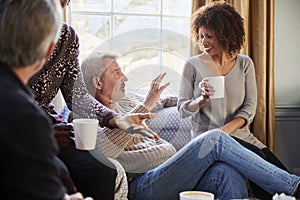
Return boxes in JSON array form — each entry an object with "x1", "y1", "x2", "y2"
[
  {"x1": 73, "y1": 118, "x2": 98, "y2": 150},
  {"x1": 179, "y1": 191, "x2": 214, "y2": 200},
  {"x1": 201, "y1": 76, "x2": 225, "y2": 99}
]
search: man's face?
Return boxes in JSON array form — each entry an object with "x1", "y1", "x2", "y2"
[{"x1": 99, "y1": 58, "x2": 128, "y2": 102}]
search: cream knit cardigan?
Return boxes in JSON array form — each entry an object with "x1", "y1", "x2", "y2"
[{"x1": 96, "y1": 91, "x2": 177, "y2": 174}]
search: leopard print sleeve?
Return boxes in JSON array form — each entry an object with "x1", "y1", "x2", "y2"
[{"x1": 28, "y1": 23, "x2": 116, "y2": 127}]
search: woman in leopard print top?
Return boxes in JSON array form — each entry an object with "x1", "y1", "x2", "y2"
[{"x1": 28, "y1": 23, "x2": 115, "y2": 128}]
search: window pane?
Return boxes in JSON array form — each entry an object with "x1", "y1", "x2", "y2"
[
  {"x1": 118, "y1": 49, "x2": 183, "y2": 96},
  {"x1": 71, "y1": 14, "x2": 111, "y2": 59},
  {"x1": 163, "y1": 0, "x2": 192, "y2": 17},
  {"x1": 114, "y1": 0, "x2": 160, "y2": 14},
  {"x1": 161, "y1": 51, "x2": 186, "y2": 96},
  {"x1": 162, "y1": 17, "x2": 190, "y2": 37},
  {"x1": 69, "y1": 0, "x2": 192, "y2": 95},
  {"x1": 118, "y1": 48, "x2": 161, "y2": 94},
  {"x1": 71, "y1": 0, "x2": 111, "y2": 12},
  {"x1": 120, "y1": 41, "x2": 188, "y2": 96},
  {"x1": 162, "y1": 18, "x2": 191, "y2": 58},
  {"x1": 111, "y1": 28, "x2": 160, "y2": 55},
  {"x1": 113, "y1": 15, "x2": 159, "y2": 35}
]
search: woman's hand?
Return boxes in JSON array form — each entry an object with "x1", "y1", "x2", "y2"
[
  {"x1": 186, "y1": 78, "x2": 215, "y2": 112},
  {"x1": 191, "y1": 78, "x2": 214, "y2": 108},
  {"x1": 199, "y1": 78, "x2": 215, "y2": 100}
]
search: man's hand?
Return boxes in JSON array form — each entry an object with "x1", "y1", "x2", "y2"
[
  {"x1": 143, "y1": 72, "x2": 170, "y2": 111},
  {"x1": 114, "y1": 113, "x2": 159, "y2": 139},
  {"x1": 53, "y1": 123, "x2": 75, "y2": 149}
]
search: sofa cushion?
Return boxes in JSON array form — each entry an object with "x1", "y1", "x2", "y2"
[{"x1": 147, "y1": 107, "x2": 192, "y2": 151}]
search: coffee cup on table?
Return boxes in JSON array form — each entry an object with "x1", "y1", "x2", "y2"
[
  {"x1": 179, "y1": 191, "x2": 214, "y2": 200},
  {"x1": 73, "y1": 118, "x2": 98, "y2": 150},
  {"x1": 200, "y1": 76, "x2": 225, "y2": 99}
]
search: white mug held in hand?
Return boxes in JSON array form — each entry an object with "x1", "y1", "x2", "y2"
[
  {"x1": 201, "y1": 76, "x2": 225, "y2": 99},
  {"x1": 73, "y1": 118, "x2": 98, "y2": 150},
  {"x1": 180, "y1": 191, "x2": 214, "y2": 200}
]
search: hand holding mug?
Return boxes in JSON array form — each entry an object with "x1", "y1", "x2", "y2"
[
  {"x1": 53, "y1": 123, "x2": 75, "y2": 149},
  {"x1": 199, "y1": 79, "x2": 215, "y2": 99},
  {"x1": 199, "y1": 76, "x2": 225, "y2": 99}
]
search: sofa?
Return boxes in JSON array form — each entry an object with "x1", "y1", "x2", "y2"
[{"x1": 147, "y1": 106, "x2": 192, "y2": 151}]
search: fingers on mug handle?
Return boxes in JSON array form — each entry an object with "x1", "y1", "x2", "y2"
[{"x1": 199, "y1": 79, "x2": 208, "y2": 88}]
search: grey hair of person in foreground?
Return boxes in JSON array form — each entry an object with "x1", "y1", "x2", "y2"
[{"x1": 0, "y1": 0, "x2": 62, "y2": 67}]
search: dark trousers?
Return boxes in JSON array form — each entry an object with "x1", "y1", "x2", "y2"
[
  {"x1": 58, "y1": 147, "x2": 117, "y2": 200},
  {"x1": 55, "y1": 156, "x2": 77, "y2": 194},
  {"x1": 232, "y1": 136, "x2": 289, "y2": 200}
]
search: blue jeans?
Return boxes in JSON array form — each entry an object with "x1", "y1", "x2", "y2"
[
  {"x1": 196, "y1": 161, "x2": 248, "y2": 199},
  {"x1": 128, "y1": 130, "x2": 300, "y2": 200}
]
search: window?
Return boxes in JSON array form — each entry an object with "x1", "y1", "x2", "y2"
[{"x1": 68, "y1": 0, "x2": 192, "y2": 96}]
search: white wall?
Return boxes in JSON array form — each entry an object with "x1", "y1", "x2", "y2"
[
  {"x1": 275, "y1": 0, "x2": 300, "y2": 106},
  {"x1": 274, "y1": 0, "x2": 300, "y2": 173}
]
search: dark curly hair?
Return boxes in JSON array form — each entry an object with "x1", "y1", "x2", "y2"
[{"x1": 191, "y1": 2, "x2": 245, "y2": 56}]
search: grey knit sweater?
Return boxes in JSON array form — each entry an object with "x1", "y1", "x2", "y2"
[{"x1": 177, "y1": 54, "x2": 265, "y2": 149}]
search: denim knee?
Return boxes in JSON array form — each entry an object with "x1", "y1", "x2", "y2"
[{"x1": 196, "y1": 162, "x2": 248, "y2": 199}]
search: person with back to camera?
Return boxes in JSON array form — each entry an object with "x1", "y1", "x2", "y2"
[
  {"x1": 177, "y1": 2, "x2": 289, "y2": 199},
  {"x1": 27, "y1": 0, "x2": 155, "y2": 199},
  {"x1": 79, "y1": 51, "x2": 300, "y2": 200},
  {"x1": 0, "y1": 0, "x2": 92, "y2": 199}
]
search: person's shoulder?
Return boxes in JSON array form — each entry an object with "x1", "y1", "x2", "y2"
[
  {"x1": 61, "y1": 23, "x2": 77, "y2": 35},
  {"x1": 236, "y1": 54, "x2": 255, "y2": 73},
  {"x1": 236, "y1": 54, "x2": 254, "y2": 66},
  {"x1": 0, "y1": 80, "x2": 30, "y2": 108},
  {"x1": 184, "y1": 54, "x2": 205, "y2": 70},
  {"x1": 188, "y1": 54, "x2": 202, "y2": 62},
  {"x1": 0, "y1": 76, "x2": 44, "y2": 118},
  {"x1": 59, "y1": 23, "x2": 79, "y2": 43},
  {"x1": 237, "y1": 54, "x2": 253, "y2": 62},
  {"x1": 4, "y1": 90, "x2": 46, "y2": 119},
  {"x1": 55, "y1": 23, "x2": 79, "y2": 56},
  {"x1": 0, "y1": 85, "x2": 51, "y2": 132}
]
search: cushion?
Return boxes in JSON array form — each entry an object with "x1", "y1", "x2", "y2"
[{"x1": 147, "y1": 107, "x2": 192, "y2": 151}]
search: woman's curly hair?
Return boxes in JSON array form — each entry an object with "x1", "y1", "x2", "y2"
[{"x1": 191, "y1": 2, "x2": 245, "y2": 56}]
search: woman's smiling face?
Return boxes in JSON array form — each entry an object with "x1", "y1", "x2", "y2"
[{"x1": 199, "y1": 27, "x2": 224, "y2": 57}]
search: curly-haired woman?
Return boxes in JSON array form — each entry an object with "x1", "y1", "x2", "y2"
[{"x1": 178, "y1": 2, "x2": 289, "y2": 199}]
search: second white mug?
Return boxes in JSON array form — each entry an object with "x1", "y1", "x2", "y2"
[
  {"x1": 73, "y1": 118, "x2": 98, "y2": 150},
  {"x1": 179, "y1": 191, "x2": 214, "y2": 200}
]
